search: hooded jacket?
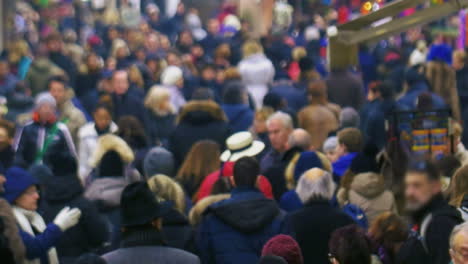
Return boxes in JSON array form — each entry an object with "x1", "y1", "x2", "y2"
[
  {"x1": 337, "y1": 172, "x2": 397, "y2": 224},
  {"x1": 169, "y1": 101, "x2": 231, "y2": 165},
  {"x1": 42, "y1": 174, "x2": 108, "y2": 264},
  {"x1": 197, "y1": 187, "x2": 285, "y2": 264}
]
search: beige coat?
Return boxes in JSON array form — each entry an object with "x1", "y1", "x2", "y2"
[
  {"x1": 0, "y1": 199, "x2": 25, "y2": 263},
  {"x1": 59, "y1": 99, "x2": 87, "y2": 146}
]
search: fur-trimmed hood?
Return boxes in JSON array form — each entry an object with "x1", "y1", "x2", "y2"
[
  {"x1": 90, "y1": 134, "x2": 135, "y2": 168},
  {"x1": 188, "y1": 194, "x2": 230, "y2": 226},
  {"x1": 350, "y1": 172, "x2": 385, "y2": 199},
  {"x1": 177, "y1": 100, "x2": 227, "y2": 124}
]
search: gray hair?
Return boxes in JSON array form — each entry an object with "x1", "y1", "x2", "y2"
[
  {"x1": 296, "y1": 169, "x2": 336, "y2": 203},
  {"x1": 450, "y1": 222, "x2": 468, "y2": 249},
  {"x1": 267, "y1": 111, "x2": 293, "y2": 130},
  {"x1": 288, "y1": 129, "x2": 312, "y2": 150},
  {"x1": 340, "y1": 107, "x2": 360, "y2": 129}
]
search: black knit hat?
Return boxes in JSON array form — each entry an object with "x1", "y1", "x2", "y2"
[
  {"x1": 350, "y1": 143, "x2": 380, "y2": 174},
  {"x1": 120, "y1": 182, "x2": 172, "y2": 227}
]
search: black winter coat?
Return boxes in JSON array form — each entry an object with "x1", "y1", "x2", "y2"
[
  {"x1": 42, "y1": 174, "x2": 109, "y2": 264},
  {"x1": 112, "y1": 90, "x2": 145, "y2": 123},
  {"x1": 285, "y1": 199, "x2": 354, "y2": 264},
  {"x1": 169, "y1": 101, "x2": 230, "y2": 165},
  {"x1": 144, "y1": 109, "x2": 176, "y2": 147}
]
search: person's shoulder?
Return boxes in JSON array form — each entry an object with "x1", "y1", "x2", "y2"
[
  {"x1": 103, "y1": 246, "x2": 200, "y2": 263},
  {"x1": 78, "y1": 122, "x2": 96, "y2": 138}
]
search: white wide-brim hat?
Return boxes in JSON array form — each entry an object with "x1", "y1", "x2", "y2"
[{"x1": 220, "y1": 131, "x2": 265, "y2": 162}]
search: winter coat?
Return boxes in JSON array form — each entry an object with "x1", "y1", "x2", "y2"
[
  {"x1": 162, "y1": 208, "x2": 195, "y2": 253},
  {"x1": 0, "y1": 74, "x2": 18, "y2": 97},
  {"x1": 458, "y1": 195, "x2": 468, "y2": 221},
  {"x1": 112, "y1": 90, "x2": 146, "y2": 123},
  {"x1": 0, "y1": 199, "x2": 25, "y2": 263},
  {"x1": 144, "y1": 109, "x2": 176, "y2": 147},
  {"x1": 298, "y1": 104, "x2": 340, "y2": 150},
  {"x1": 102, "y1": 229, "x2": 200, "y2": 264},
  {"x1": 25, "y1": 58, "x2": 67, "y2": 97},
  {"x1": 221, "y1": 104, "x2": 254, "y2": 133},
  {"x1": 238, "y1": 53, "x2": 275, "y2": 108},
  {"x1": 196, "y1": 161, "x2": 274, "y2": 202},
  {"x1": 270, "y1": 81, "x2": 308, "y2": 113},
  {"x1": 77, "y1": 122, "x2": 118, "y2": 182},
  {"x1": 58, "y1": 98, "x2": 87, "y2": 146},
  {"x1": 14, "y1": 121, "x2": 77, "y2": 169},
  {"x1": 188, "y1": 194, "x2": 231, "y2": 226},
  {"x1": 74, "y1": 71, "x2": 101, "y2": 98},
  {"x1": 284, "y1": 199, "x2": 354, "y2": 264},
  {"x1": 426, "y1": 61, "x2": 461, "y2": 121},
  {"x1": 48, "y1": 52, "x2": 77, "y2": 85},
  {"x1": 197, "y1": 187, "x2": 286, "y2": 264},
  {"x1": 42, "y1": 174, "x2": 109, "y2": 264},
  {"x1": 279, "y1": 190, "x2": 303, "y2": 212},
  {"x1": 400, "y1": 194, "x2": 463, "y2": 264},
  {"x1": 337, "y1": 172, "x2": 397, "y2": 224},
  {"x1": 169, "y1": 101, "x2": 231, "y2": 165},
  {"x1": 456, "y1": 66, "x2": 468, "y2": 111},
  {"x1": 397, "y1": 81, "x2": 446, "y2": 110},
  {"x1": 326, "y1": 70, "x2": 364, "y2": 110}
]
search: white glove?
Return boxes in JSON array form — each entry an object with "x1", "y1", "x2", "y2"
[{"x1": 53, "y1": 207, "x2": 82, "y2": 231}]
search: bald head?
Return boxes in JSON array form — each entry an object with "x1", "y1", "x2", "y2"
[
  {"x1": 296, "y1": 168, "x2": 336, "y2": 203},
  {"x1": 288, "y1": 129, "x2": 313, "y2": 150}
]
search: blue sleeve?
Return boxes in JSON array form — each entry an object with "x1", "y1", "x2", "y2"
[
  {"x1": 20, "y1": 224, "x2": 62, "y2": 259},
  {"x1": 196, "y1": 218, "x2": 215, "y2": 264}
]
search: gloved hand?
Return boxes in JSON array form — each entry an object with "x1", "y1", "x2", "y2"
[{"x1": 53, "y1": 207, "x2": 82, "y2": 231}]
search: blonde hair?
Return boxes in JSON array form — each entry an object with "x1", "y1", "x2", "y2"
[
  {"x1": 111, "y1": 38, "x2": 130, "y2": 58},
  {"x1": 242, "y1": 40, "x2": 263, "y2": 58},
  {"x1": 224, "y1": 67, "x2": 242, "y2": 81},
  {"x1": 448, "y1": 165, "x2": 468, "y2": 207},
  {"x1": 147, "y1": 174, "x2": 186, "y2": 214},
  {"x1": 8, "y1": 40, "x2": 30, "y2": 64},
  {"x1": 144, "y1": 86, "x2": 175, "y2": 115},
  {"x1": 128, "y1": 64, "x2": 144, "y2": 89},
  {"x1": 292, "y1": 47, "x2": 307, "y2": 62}
]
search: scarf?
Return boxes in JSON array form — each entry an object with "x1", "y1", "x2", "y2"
[{"x1": 13, "y1": 206, "x2": 59, "y2": 264}]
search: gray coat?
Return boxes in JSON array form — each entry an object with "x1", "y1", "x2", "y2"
[{"x1": 102, "y1": 246, "x2": 200, "y2": 264}]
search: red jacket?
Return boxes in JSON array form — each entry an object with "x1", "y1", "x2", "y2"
[{"x1": 196, "y1": 161, "x2": 274, "y2": 202}]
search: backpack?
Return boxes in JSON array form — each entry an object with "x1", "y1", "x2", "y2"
[{"x1": 342, "y1": 202, "x2": 369, "y2": 229}]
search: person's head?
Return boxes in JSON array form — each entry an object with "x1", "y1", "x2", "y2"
[
  {"x1": 339, "y1": 107, "x2": 360, "y2": 129},
  {"x1": 111, "y1": 38, "x2": 130, "y2": 59},
  {"x1": 267, "y1": 111, "x2": 294, "y2": 153},
  {"x1": 242, "y1": 40, "x2": 263, "y2": 58},
  {"x1": 161, "y1": 66, "x2": 183, "y2": 88},
  {"x1": 307, "y1": 81, "x2": 328, "y2": 105},
  {"x1": 323, "y1": 136, "x2": 339, "y2": 162},
  {"x1": 91, "y1": 134, "x2": 135, "y2": 177},
  {"x1": 262, "y1": 235, "x2": 304, "y2": 264},
  {"x1": 288, "y1": 129, "x2": 312, "y2": 151},
  {"x1": 4, "y1": 167, "x2": 40, "y2": 211},
  {"x1": 254, "y1": 107, "x2": 275, "y2": 134},
  {"x1": 207, "y1": 18, "x2": 220, "y2": 35},
  {"x1": 120, "y1": 182, "x2": 171, "y2": 232},
  {"x1": 93, "y1": 104, "x2": 113, "y2": 131},
  {"x1": 201, "y1": 64, "x2": 217, "y2": 81},
  {"x1": 112, "y1": 70, "x2": 130, "y2": 95},
  {"x1": 223, "y1": 81, "x2": 248, "y2": 105},
  {"x1": 449, "y1": 165, "x2": 468, "y2": 207},
  {"x1": 263, "y1": 93, "x2": 286, "y2": 111},
  {"x1": 292, "y1": 47, "x2": 307, "y2": 62},
  {"x1": 336, "y1": 128, "x2": 363, "y2": 157},
  {"x1": 85, "y1": 53, "x2": 104, "y2": 72},
  {"x1": 368, "y1": 212, "x2": 409, "y2": 260},
  {"x1": 233, "y1": 156, "x2": 260, "y2": 187},
  {"x1": 147, "y1": 174, "x2": 186, "y2": 214},
  {"x1": 34, "y1": 93, "x2": 57, "y2": 124},
  {"x1": 450, "y1": 222, "x2": 468, "y2": 264},
  {"x1": 224, "y1": 67, "x2": 242, "y2": 82},
  {"x1": 166, "y1": 50, "x2": 182, "y2": 66},
  {"x1": 145, "y1": 33, "x2": 160, "y2": 52},
  {"x1": 117, "y1": 116, "x2": 147, "y2": 148},
  {"x1": 178, "y1": 30, "x2": 193, "y2": 47},
  {"x1": 192, "y1": 88, "x2": 215, "y2": 101},
  {"x1": 45, "y1": 32, "x2": 63, "y2": 53},
  {"x1": 329, "y1": 225, "x2": 372, "y2": 264},
  {"x1": 145, "y1": 86, "x2": 175, "y2": 116},
  {"x1": 47, "y1": 76, "x2": 68, "y2": 105},
  {"x1": 144, "y1": 147, "x2": 176, "y2": 178},
  {"x1": 176, "y1": 140, "x2": 220, "y2": 189},
  {"x1": 296, "y1": 168, "x2": 335, "y2": 203},
  {"x1": 0, "y1": 60, "x2": 9, "y2": 79},
  {"x1": 214, "y1": 43, "x2": 231, "y2": 61},
  {"x1": 0, "y1": 119, "x2": 15, "y2": 150},
  {"x1": 405, "y1": 160, "x2": 442, "y2": 212}
]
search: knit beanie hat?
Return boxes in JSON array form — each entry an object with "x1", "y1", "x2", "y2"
[
  {"x1": 161, "y1": 66, "x2": 183, "y2": 86},
  {"x1": 3, "y1": 167, "x2": 38, "y2": 204},
  {"x1": 262, "y1": 235, "x2": 304, "y2": 264},
  {"x1": 143, "y1": 147, "x2": 175, "y2": 177},
  {"x1": 35, "y1": 92, "x2": 56, "y2": 109},
  {"x1": 294, "y1": 151, "x2": 323, "y2": 182},
  {"x1": 323, "y1": 136, "x2": 338, "y2": 153}
]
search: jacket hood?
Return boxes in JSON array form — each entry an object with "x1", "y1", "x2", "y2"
[
  {"x1": 350, "y1": 172, "x2": 385, "y2": 199},
  {"x1": 189, "y1": 194, "x2": 231, "y2": 226},
  {"x1": 90, "y1": 134, "x2": 135, "y2": 168},
  {"x1": 209, "y1": 198, "x2": 279, "y2": 233},
  {"x1": 177, "y1": 100, "x2": 227, "y2": 124},
  {"x1": 44, "y1": 174, "x2": 83, "y2": 202}
]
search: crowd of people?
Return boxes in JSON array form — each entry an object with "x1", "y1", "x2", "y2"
[{"x1": 1, "y1": 0, "x2": 468, "y2": 264}]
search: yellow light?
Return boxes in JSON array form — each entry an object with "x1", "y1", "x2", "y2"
[{"x1": 363, "y1": 1, "x2": 372, "y2": 11}]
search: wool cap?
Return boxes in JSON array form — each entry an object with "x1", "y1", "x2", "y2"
[
  {"x1": 161, "y1": 66, "x2": 183, "y2": 86},
  {"x1": 262, "y1": 234, "x2": 304, "y2": 264},
  {"x1": 4, "y1": 167, "x2": 38, "y2": 204}
]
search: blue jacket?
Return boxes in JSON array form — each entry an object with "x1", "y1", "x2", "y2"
[
  {"x1": 20, "y1": 223, "x2": 62, "y2": 264},
  {"x1": 398, "y1": 82, "x2": 446, "y2": 110},
  {"x1": 197, "y1": 187, "x2": 285, "y2": 264},
  {"x1": 279, "y1": 190, "x2": 303, "y2": 212},
  {"x1": 222, "y1": 104, "x2": 254, "y2": 134},
  {"x1": 332, "y1": 152, "x2": 358, "y2": 181},
  {"x1": 270, "y1": 82, "x2": 308, "y2": 113}
]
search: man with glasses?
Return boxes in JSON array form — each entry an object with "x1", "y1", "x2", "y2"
[{"x1": 450, "y1": 222, "x2": 468, "y2": 264}]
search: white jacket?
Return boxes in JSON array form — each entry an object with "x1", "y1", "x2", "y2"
[
  {"x1": 77, "y1": 122, "x2": 118, "y2": 183},
  {"x1": 238, "y1": 53, "x2": 275, "y2": 108}
]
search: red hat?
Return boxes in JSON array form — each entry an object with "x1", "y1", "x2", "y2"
[
  {"x1": 262, "y1": 235, "x2": 304, "y2": 264},
  {"x1": 87, "y1": 35, "x2": 102, "y2": 47}
]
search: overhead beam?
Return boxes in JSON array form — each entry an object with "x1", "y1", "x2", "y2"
[{"x1": 338, "y1": 0, "x2": 428, "y2": 30}]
